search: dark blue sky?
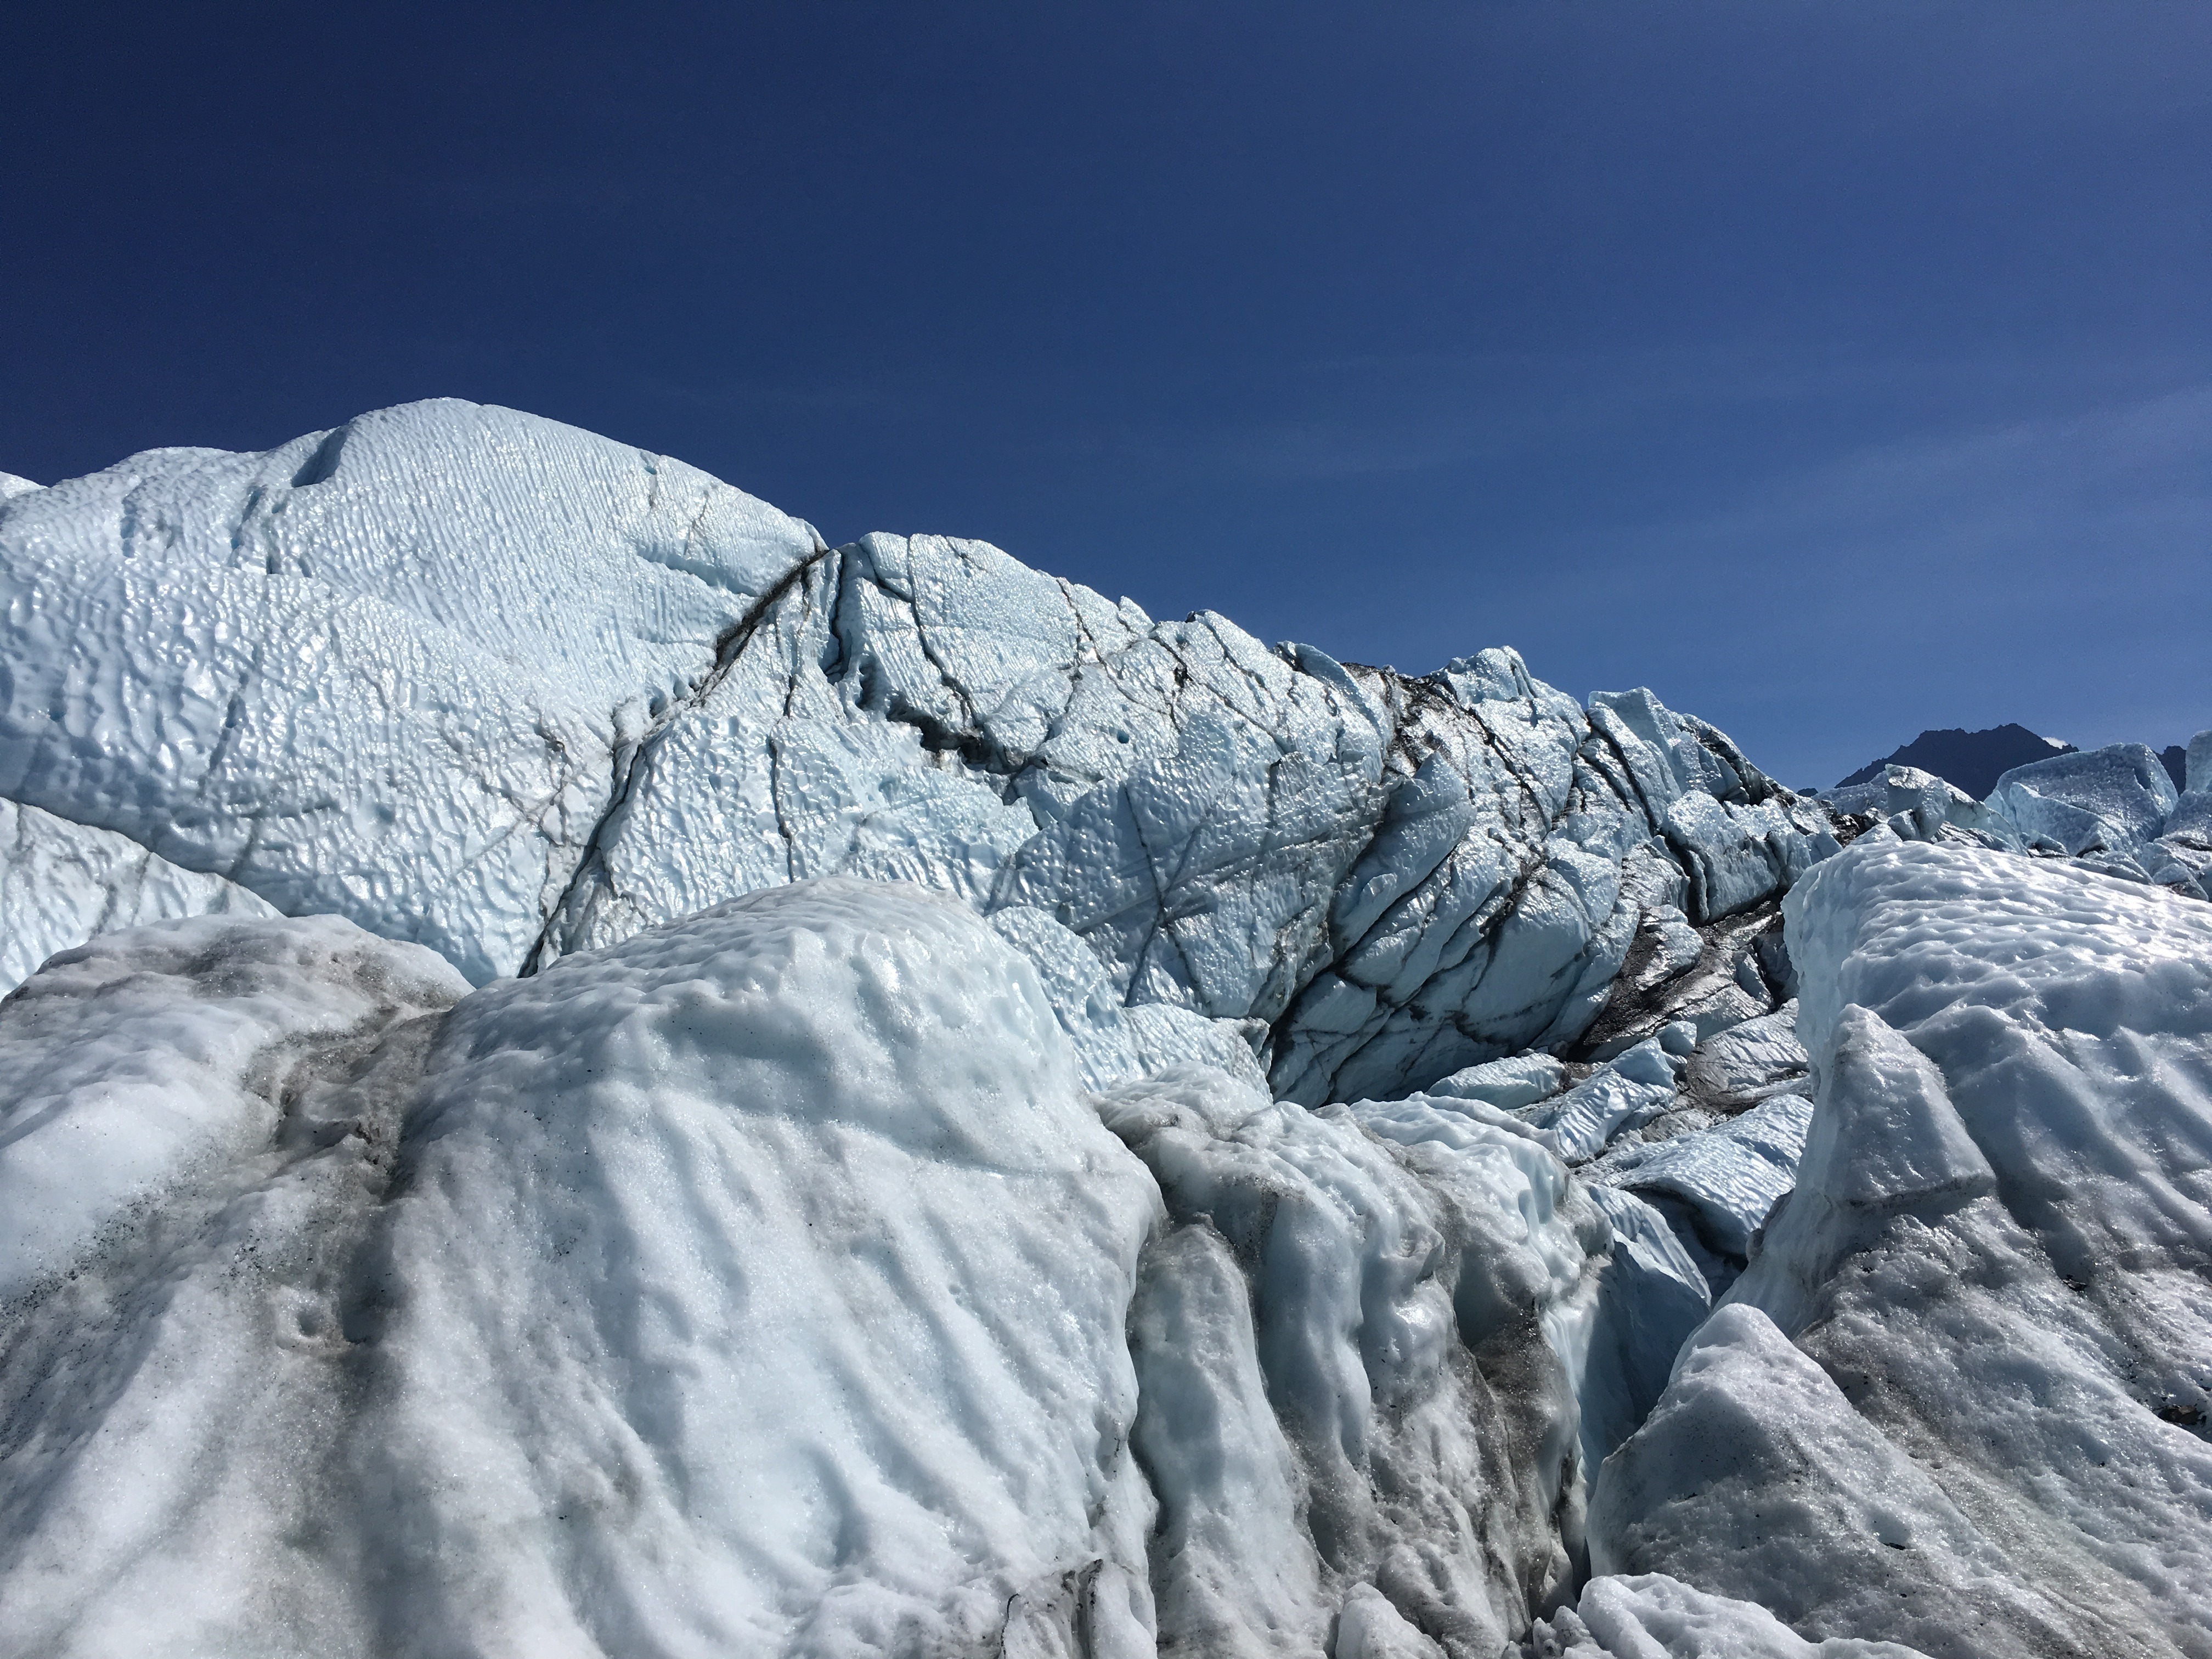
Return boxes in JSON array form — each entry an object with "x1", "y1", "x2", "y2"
[{"x1": 5, "y1": 3, "x2": 2206, "y2": 787}]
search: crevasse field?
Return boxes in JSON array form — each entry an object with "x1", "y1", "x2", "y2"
[{"x1": 2, "y1": 401, "x2": 2208, "y2": 1659}]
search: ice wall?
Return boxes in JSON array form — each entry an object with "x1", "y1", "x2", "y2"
[{"x1": 0, "y1": 400, "x2": 1833, "y2": 1107}]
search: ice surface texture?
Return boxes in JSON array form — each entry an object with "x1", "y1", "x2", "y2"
[
  {"x1": 0, "y1": 883, "x2": 1695, "y2": 1658},
  {"x1": 1594, "y1": 839, "x2": 2212, "y2": 1658},
  {"x1": 0, "y1": 400, "x2": 826, "y2": 984},
  {"x1": 1, "y1": 400, "x2": 1830, "y2": 1103},
  {"x1": 1525, "y1": 1572, "x2": 1931, "y2": 1657},
  {"x1": 0, "y1": 884, "x2": 1169, "y2": 1657},
  {"x1": 0, "y1": 794, "x2": 279, "y2": 992},
  {"x1": 26, "y1": 402, "x2": 2212, "y2": 1655}
]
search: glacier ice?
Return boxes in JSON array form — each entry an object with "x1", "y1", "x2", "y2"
[
  {"x1": 8, "y1": 400, "x2": 2212, "y2": 1657},
  {"x1": 0, "y1": 885, "x2": 1688, "y2": 1659},
  {"x1": 1426, "y1": 1051, "x2": 1569, "y2": 1111},
  {"x1": 1, "y1": 401, "x2": 1829, "y2": 1108},
  {"x1": 1987, "y1": 740, "x2": 2179, "y2": 856},
  {"x1": 1525, "y1": 1572, "x2": 1931, "y2": 1657},
  {"x1": 0, "y1": 794, "x2": 280, "y2": 994},
  {"x1": 1593, "y1": 839, "x2": 2212, "y2": 1658},
  {"x1": 1523, "y1": 1040, "x2": 1682, "y2": 1165},
  {"x1": 0, "y1": 911, "x2": 465, "y2": 1302},
  {"x1": 1590, "y1": 1305, "x2": 2087, "y2": 1658},
  {"x1": 1594, "y1": 1092, "x2": 1812, "y2": 1263},
  {"x1": 0, "y1": 399, "x2": 825, "y2": 984},
  {"x1": 0, "y1": 885, "x2": 1166, "y2": 1657},
  {"x1": 1100, "y1": 1067, "x2": 1614, "y2": 1655}
]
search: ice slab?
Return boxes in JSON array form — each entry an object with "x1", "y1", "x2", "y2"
[
  {"x1": 1603, "y1": 1092, "x2": 1813, "y2": 1261},
  {"x1": 0, "y1": 795, "x2": 280, "y2": 995},
  {"x1": 1688, "y1": 837, "x2": 2212, "y2": 1655},
  {"x1": 1988, "y1": 741, "x2": 2179, "y2": 855},
  {"x1": 1590, "y1": 1305, "x2": 2103, "y2": 1658},
  {"x1": 1526, "y1": 1041, "x2": 1681, "y2": 1164},
  {"x1": 1426, "y1": 1051, "x2": 1568, "y2": 1110},
  {"x1": 0, "y1": 883, "x2": 1167, "y2": 1658},
  {"x1": 1680, "y1": 1003, "x2": 1807, "y2": 1111}
]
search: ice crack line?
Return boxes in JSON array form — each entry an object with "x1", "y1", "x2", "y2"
[{"x1": 516, "y1": 546, "x2": 831, "y2": 975}]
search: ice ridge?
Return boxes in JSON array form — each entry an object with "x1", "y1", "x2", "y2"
[{"x1": 5, "y1": 402, "x2": 2211, "y2": 1658}]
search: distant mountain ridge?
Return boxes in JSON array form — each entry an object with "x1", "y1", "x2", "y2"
[{"x1": 1837, "y1": 724, "x2": 2074, "y2": 800}]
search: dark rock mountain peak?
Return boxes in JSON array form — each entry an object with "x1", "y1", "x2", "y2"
[{"x1": 1836, "y1": 723, "x2": 2074, "y2": 800}]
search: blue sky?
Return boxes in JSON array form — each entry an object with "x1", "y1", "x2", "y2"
[{"x1": 4, "y1": 2, "x2": 2206, "y2": 787}]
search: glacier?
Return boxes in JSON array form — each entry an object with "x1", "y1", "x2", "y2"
[{"x1": 2, "y1": 399, "x2": 2209, "y2": 1658}]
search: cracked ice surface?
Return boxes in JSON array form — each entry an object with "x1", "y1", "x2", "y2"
[
  {"x1": 0, "y1": 399, "x2": 825, "y2": 983},
  {"x1": 4, "y1": 403, "x2": 1833, "y2": 1103},
  {"x1": 550, "y1": 531, "x2": 1832, "y2": 1103},
  {"x1": 1592, "y1": 840, "x2": 2212, "y2": 1658}
]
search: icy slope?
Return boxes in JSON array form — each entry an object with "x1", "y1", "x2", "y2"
[
  {"x1": 1, "y1": 400, "x2": 1835, "y2": 1105},
  {"x1": 0, "y1": 795, "x2": 278, "y2": 993},
  {"x1": 0, "y1": 399, "x2": 825, "y2": 982},
  {"x1": 0, "y1": 881, "x2": 1708, "y2": 1658},
  {"x1": 1592, "y1": 839, "x2": 2212, "y2": 1658},
  {"x1": 0, "y1": 884, "x2": 1163, "y2": 1657}
]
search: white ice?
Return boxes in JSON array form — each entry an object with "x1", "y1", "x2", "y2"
[
  {"x1": 1987, "y1": 741, "x2": 2178, "y2": 855},
  {"x1": 0, "y1": 795, "x2": 279, "y2": 994},
  {"x1": 1527, "y1": 1572, "x2": 1931, "y2": 1657},
  {"x1": 4, "y1": 402, "x2": 1828, "y2": 1105},
  {"x1": 1594, "y1": 837, "x2": 2212, "y2": 1658},
  {"x1": 0, "y1": 399, "x2": 825, "y2": 982},
  {"x1": 0, "y1": 884, "x2": 1166, "y2": 1657}
]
